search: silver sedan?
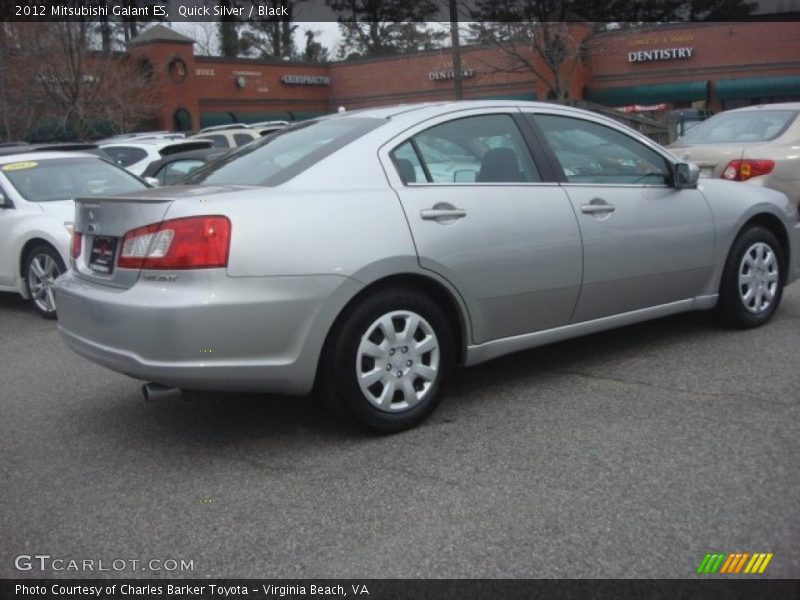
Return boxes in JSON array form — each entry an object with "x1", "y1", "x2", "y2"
[{"x1": 56, "y1": 101, "x2": 800, "y2": 432}]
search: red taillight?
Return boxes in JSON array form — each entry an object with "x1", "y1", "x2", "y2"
[
  {"x1": 721, "y1": 159, "x2": 775, "y2": 181},
  {"x1": 117, "y1": 216, "x2": 231, "y2": 270},
  {"x1": 71, "y1": 231, "x2": 82, "y2": 259}
]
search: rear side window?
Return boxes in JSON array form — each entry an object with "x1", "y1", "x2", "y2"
[
  {"x1": 233, "y1": 133, "x2": 256, "y2": 147},
  {"x1": 391, "y1": 114, "x2": 540, "y2": 184},
  {"x1": 531, "y1": 114, "x2": 670, "y2": 185},
  {"x1": 184, "y1": 117, "x2": 385, "y2": 187},
  {"x1": 102, "y1": 146, "x2": 148, "y2": 167},
  {"x1": 197, "y1": 135, "x2": 229, "y2": 148},
  {"x1": 391, "y1": 142, "x2": 425, "y2": 184},
  {"x1": 677, "y1": 110, "x2": 797, "y2": 144}
]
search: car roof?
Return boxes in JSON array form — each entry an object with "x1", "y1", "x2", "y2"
[
  {"x1": 193, "y1": 128, "x2": 257, "y2": 136},
  {"x1": 0, "y1": 150, "x2": 102, "y2": 163},
  {"x1": 0, "y1": 143, "x2": 100, "y2": 156},
  {"x1": 725, "y1": 102, "x2": 800, "y2": 113},
  {"x1": 197, "y1": 123, "x2": 252, "y2": 132},
  {"x1": 100, "y1": 139, "x2": 211, "y2": 149},
  {"x1": 331, "y1": 100, "x2": 595, "y2": 123}
]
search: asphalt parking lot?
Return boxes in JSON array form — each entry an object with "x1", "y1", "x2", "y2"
[{"x1": 1, "y1": 284, "x2": 799, "y2": 579}]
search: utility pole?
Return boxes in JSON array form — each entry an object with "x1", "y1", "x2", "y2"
[{"x1": 449, "y1": 0, "x2": 462, "y2": 100}]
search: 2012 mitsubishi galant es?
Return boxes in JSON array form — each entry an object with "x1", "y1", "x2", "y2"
[{"x1": 56, "y1": 101, "x2": 800, "y2": 432}]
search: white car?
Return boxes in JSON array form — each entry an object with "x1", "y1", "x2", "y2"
[
  {"x1": 99, "y1": 139, "x2": 213, "y2": 176},
  {"x1": 190, "y1": 128, "x2": 260, "y2": 149},
  {"x1": 0, "y1": 150, "x2": 149, "y2": 317}
]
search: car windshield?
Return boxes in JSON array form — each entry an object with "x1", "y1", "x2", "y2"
[
  {"x1": 183, "y1": 117, "x2": 384, "y2": 187},
  {"x1": 1, "y1": 156, "x2": 148, "y2": 202},
  {"x1": 677, "y1": 110, "x2": 797, "y2": 144}
]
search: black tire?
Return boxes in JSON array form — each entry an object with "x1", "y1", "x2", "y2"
[
  {"x1": 716, "y1": 226, "x2": 785, "y2": 328},
  {"x1": 24, "y1": 244, "x2": 66, "y2": 320},
  {"x1": 320, "y1": 288, "x2": 454, "y2": 434}
]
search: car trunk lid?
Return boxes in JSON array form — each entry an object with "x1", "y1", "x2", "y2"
[
  {"x1": 71, "y1": 185, "x2": 237, "y2": 288},
  {"x1": 669, "y1": 143, "x2": 749, "y2": 178}
]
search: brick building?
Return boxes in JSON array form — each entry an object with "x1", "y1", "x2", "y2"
[{"x1": 128, "y1": 22, "x2": 800, "y2": 133}]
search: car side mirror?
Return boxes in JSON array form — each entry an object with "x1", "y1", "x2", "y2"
[
  {"x1": 674, "y1": 162, "x2": 700, "y2": 189},
  {"x1": 0, "y1": 192, "x2": 11, "y2": 208},
  {"x1": 143, "y1": 177, "x2": 160, "y2": 187}
]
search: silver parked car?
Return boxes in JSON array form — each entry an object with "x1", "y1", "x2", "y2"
[{"x1": 56, "y1": 101, "x2": 800, "y2": 432}]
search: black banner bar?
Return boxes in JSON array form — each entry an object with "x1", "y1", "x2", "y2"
[{"x1": 2, "y1": 580, "x2": 800, "y2": 600}]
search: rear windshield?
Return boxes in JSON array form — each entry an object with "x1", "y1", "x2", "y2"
[
  {"x1": 677, "y1": 110, "x2": 797, "y2": 144},
  {"x1": 1, "y1": 156, "x2": 148, "y2": 202},
  {"x1": 183, "y1": 117, "x2": 384, "y2": 187}
]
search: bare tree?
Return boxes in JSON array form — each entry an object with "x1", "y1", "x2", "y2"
[
  {"x1": 326, "y1": 0, "x2": 444, "y2": 58},
  {"x1": 301, "y1": 29, "x2": 330, "y2": 63},
  {"x1": 464, "y1": 0, "x2": 687, "y2": 101},
  {"x1": 467, "y1": 20, "x2": 595, "y2": 101},
  {"x1": 1, "y1": 22, "x2": 161, "y2": 141},
  {"x1": 191, "y1": 21, "x2": 220, "y2": 56}
]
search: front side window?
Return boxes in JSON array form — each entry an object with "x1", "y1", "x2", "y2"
[
  {"x1": 1, "y1": 157, "x2": 148, "y2": 202},
  {"x1": 392, "y1": 114, "x2": 541, "y2": 184},
  {"x1": 184, "y1": 117, "x2": 384, "y2": 187},
  {"x1": 532, "y1": 114, "x2": 670, "y2": 185}
]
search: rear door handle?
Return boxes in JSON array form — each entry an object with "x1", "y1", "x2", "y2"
[
  {"x1": 581, "y1": 204, "x2": 615, "y2": 214},
  {"x1": 421, "y1": 208, "x2": 467, "y2": 220}
]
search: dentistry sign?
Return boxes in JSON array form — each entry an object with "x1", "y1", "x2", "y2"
[{"x1": 628, "y1": 47, "x2": 694, "y2": 62}]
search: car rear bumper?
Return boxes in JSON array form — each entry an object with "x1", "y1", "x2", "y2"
[{"x1": 55, "y1": 270, "x2": 360, "y2": 394}]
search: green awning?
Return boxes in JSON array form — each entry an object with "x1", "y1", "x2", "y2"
[
  {"x1": 287, "y1": 111, "x2": 327, "y2": 121},
  {"x1": 199, "y1": 112, "x2": 237, "y2": 128},
  {"x1": 716, "y1": 75, "x2": 800, "y2": 100},
  {"x1": 585, "y1": 81, "x2": 709, "y2": 106},
  {"x1": 235, "y1": 111, "x2": 293, "y2": 123}
]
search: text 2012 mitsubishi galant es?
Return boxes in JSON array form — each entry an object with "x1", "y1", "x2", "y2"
[{"x1": 56, "y1": 101, "x2": 800, "y2": 432}]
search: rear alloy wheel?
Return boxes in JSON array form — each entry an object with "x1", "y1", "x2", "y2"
[
  {"x1": 323, "y1": 289, "x2": 453, "y2": 433},
  {"x1": 717, "y1": 226, "x2": 784, "y2": 328},
  {"x1": 24, "y1": 244, "x2": 65, "y2": 319}
]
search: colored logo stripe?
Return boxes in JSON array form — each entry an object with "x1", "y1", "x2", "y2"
[
  {"x1": 744, "y1": 553, "x2": 773, "y2": 574},
  {"x1": 697, "y1": 552, "x2": 773, "y2": 574}
]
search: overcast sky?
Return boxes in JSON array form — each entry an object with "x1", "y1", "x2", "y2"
[{"x1": 169, "y1": 21, "x2": 343, "y2": 57}]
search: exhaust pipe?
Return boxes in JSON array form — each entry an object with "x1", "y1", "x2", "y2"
[{"x1": 142, "y1": 382, "x2": 181, "y2": 402}]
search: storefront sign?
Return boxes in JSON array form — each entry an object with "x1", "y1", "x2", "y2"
[
  {"x1": 428, "y1": 68, "x2": 475, "y2": 81},
  {"x1": 616, "y1": 103, "x2": 667, "y2": 113},
  {"x1": 628, "y1": 47, "x2": 694, "y2": 63},
  {"x1": 281, "y1": 74, "x2": 331, "y2": 86}
]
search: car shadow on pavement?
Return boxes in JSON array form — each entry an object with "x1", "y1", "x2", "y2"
[
  {"x1": 88, "y1": 310, "x2": 724, "y2": 446},
  {"x1": 0, "y1": 292, "x2": 34, "y2": 315}
]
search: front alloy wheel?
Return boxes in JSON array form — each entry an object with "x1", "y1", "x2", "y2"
[{"x1": 25, "y1": 245, "x2": 65, "y2": 319}]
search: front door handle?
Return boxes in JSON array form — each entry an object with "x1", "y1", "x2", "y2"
[
  {"x1": 421, "y1": 208, "x2": 467, "y2": 221},
  {"x1": 581, "y1": 203, "x2": 615, "y2": 215}
]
